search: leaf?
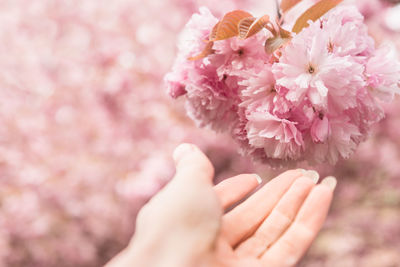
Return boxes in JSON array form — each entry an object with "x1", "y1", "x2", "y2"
[
  {"x1": 209, "y1": 10, "x2": 253, "y2": 41},
  {"x1": 292, "y1": 0, "x2": 343, "y2": 34},
  {"x1": 238, "y1": 15, "x2": 270, "y2": 39},
  {"x1": 209, "y1": 22, "x2": 220, "y2": 41},
  {"x1": 238, "y1": 17, "x2": 256, "y2": 37},
  {"x1": 264, "y1": 27, "x2": 292, "y2": 54},
  {"x1": 188, "y1": 41, "x2": 214, "y2": 61},
  {"x1": 281, "y1": 0, "x2": 303, "y2": 13}
]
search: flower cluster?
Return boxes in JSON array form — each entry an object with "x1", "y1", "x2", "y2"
[{"x1": 166, "y1": 4, "x2": 400, "y2": 166}]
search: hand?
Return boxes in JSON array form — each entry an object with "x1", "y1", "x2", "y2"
[{"x1": 106, "y1": 143, "x2": 336, "y2": 267}]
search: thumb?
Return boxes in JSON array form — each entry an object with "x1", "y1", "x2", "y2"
[{"x1": 172, "y1": 143, "x2": 215, "y2": 184}]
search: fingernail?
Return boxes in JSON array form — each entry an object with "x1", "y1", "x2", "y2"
[
  {"x1": 300, "y1": 169, "x2": 320, "y2": 184},
  {"x1": 321, "y1": 176, "x2": 337, "y2": 190},
  {"x1": 254, "y1": 174, "x2": 262, "y2": 184},
  {"x1": 297, "y1": 168, "x2": 306, "y2": 173},
  {"x1": 173, "y1": 143, "x2": 194, "y2": 163}
]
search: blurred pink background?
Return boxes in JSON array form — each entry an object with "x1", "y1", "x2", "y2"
[{"x1": 0, "y1": 0, "x2": 399, "y2": 266}]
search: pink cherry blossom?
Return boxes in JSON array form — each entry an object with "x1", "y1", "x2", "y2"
[
  {"x1": 246, "y1": 111, "x2": 304, "y2": 160},
  {"x1": 273, "y1": 34, "x2": 364, "y2": 110},
  {"x1": 167, "y1": 4, "x2": 400, "y2": 166},
  {"x1": 311, "y1": 116, "x2": 362, "y2": 164},
  {"x1": 311, "y1": 116, "x2": 330, "y2": 143},
  {"x1": 366, "y1": 44, "x2": 400, "y2": 101}
]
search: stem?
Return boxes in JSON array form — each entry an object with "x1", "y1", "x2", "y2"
[{"x1": 276, "y1": 0, "x2": 282, "y2": 20}]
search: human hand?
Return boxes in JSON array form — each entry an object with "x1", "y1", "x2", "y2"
[{"x1": 106, "y1": 143, "x2": 336, "y2": 267}]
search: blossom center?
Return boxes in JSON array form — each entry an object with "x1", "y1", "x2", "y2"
[
  {"x1": 308, "y1": 64, "x2": 316, "y2": 74},
  {"x1": 328, "y1": 42, "x2": 334, "y2": 53}
]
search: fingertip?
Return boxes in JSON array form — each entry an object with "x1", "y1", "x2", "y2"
[
  {"x1": 298, "y1": 169, "x2": 320, "y2": 184},
  {"x1": 173, "y1": 143, "x2": 195, "y2": 164},
  {"x1": 321, "y1": 176, "x2": 337, "y2": 191},
  {"x1": 270, "y1": 169, "x2": 303, "y2": 185},
  {"x1": 172, "y1": 143, "x2": 215, "y2": 182},
  {"x1": 254, "y1": 174, "x2": 262, "y2": 184},
  {"x1": 285, "y1": 169, "x2": 304, "y2": 178},
  {"x1": 215, "y1": 174, "x2": 262, "y2": 210}
]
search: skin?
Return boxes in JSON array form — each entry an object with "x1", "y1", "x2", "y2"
[{"x1": 106, "y1": 143, "x2": 336, "y2": 267}]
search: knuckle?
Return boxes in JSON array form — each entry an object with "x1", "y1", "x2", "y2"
[{"x1": 274, "y1": 209, "x2": 295, "y2": 227}]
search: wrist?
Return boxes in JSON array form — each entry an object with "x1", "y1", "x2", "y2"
[{"x1": 120, "y1": 237, "x2": 202, "y2": 267}]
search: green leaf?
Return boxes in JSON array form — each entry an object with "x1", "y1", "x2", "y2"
[{"x1": 292, "y1": 0, "x2": 343, "y2": 34}]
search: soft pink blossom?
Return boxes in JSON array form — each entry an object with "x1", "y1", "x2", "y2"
[
  {"x1": 311, "y1": 116, "x2": 362, "y2": 164},
  {"x1": 366, "y1": 44, "x2": 400, "y2": 101},
  {"x1": 311, "y1": 116, "x2": 330, "y2": 143},
  {"x1": 246, "y1": 111, "x2": 304, "y2": 160},
  {"x1": 273, "y1": 30, "x2": 365, "y2": 111},
  {"x1": 168, "y1": 4, "x2": 400, "y2": 166}
]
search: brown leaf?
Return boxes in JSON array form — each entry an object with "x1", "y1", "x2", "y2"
[
  {"x1": 238, "y1": 15, "x2": 270, "y2": 39},
  {"x1": 292, "y1": 0, "x2": 343, "y2": 34},
  {"x1": 264, "y1": 27, "x2": 292, "y2": 54},
  {"x1": 209, "y1": 10, "x2": 253, "y2": 41},
  {"x1": 281, "y1": 0, "x2": 303, "y2": 13},
  {"x1": 209, "y1": 22, "x2": 220, "y2": 41},
  {"x1": 238, "y1": 17, "x2": 256, "y2": 38},
  {"x1": 188, "y1": 41, "x2": 214, "y2": 61}
]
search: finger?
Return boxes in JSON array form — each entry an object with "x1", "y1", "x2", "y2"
[
  {"x1": 137, "y1": 143, "x2": 221, "y2": 248},
  {"x1": 260, "y1": 177, "x2": 336, "y2": 267},
  {"x1": 235, "y1": 176, "x2": 317, "y2": 257},
  {"x1": 221, "y1": 169, "x2": 304, "y2": 247},
  {"x1": 214, "y1": 174, "x2": 262, "y2": 210},
  {"x1": 172, "y1": 143, "x2": 214, "y2": 184}
]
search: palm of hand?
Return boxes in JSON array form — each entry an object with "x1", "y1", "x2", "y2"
[
  {"x1": 209, "y1": 169, "x2": 334, "y2": 267},
  {"x1": 107, "y1": 144, "x2": 335, "y2": 267},
  {"x1": 166, "y1": 145, "x2": 336, "y2": 267}
]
